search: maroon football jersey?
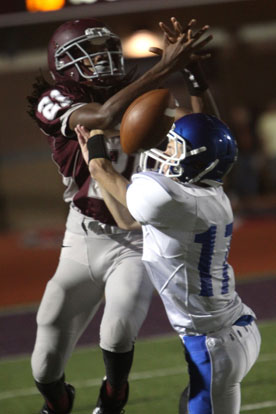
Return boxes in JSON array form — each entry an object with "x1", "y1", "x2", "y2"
[{"x1": 35, "y1": 81, "x2": 138, "y2": 225}]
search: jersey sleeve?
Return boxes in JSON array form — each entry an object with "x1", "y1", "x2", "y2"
[
  {"x1": 126, "y1": 173, "x2": 176, "y2": 226},
  {"x1": 35, "y1": 87, "x2": 86, "y2": 138},
  {"x1": 127, "y1": 172, "x2": 197, "y2": 228}
]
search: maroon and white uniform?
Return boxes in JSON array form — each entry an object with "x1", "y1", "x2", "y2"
[
  {"x1": 31, "y1": 81, "x2": 153, "y2": 384},
  {"x1": 35, "y1": 81, "x2": 137, "y2": 223}
]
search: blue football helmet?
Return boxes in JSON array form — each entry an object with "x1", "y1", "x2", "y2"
[{"x1": 139, "y1": 113, "x2": 238, "y2": 185}]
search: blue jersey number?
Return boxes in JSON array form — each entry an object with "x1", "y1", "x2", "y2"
[{"x1": 194, "y1": 223, "x2": 233, "y2": 297}]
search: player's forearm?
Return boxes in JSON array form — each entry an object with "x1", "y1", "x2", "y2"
[
  {"x1": 71, "y1": 29, "x2": 213, "y2": 130},
  {"x1": 99, "y1": 63, "x2": 171, "y2": 128},
  {"x1": 69, "y1": 64, "x2": 169, "y2": 131},
  {"x1": 191, "y1": 91, "x2": 220, "y2": 118},
  {"x1": 181, "y1": 61, "x2": 220, "y2": 118},
  {"x1": 89, "y1": 159, "x2": 140, "y2": 230},
  {"x1": 89, "y1": 159, "x2": 129, "y2": 207},
  {"x1": 76, "y1": 126, "x2": 138, "y2": 228},
  {"x1": 99, "y1": 185, "x2": 141, "y2": 230}
]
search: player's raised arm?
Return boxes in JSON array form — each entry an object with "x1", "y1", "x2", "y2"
[
  {"x1": 69, "y1": 20, "x2": 213, "y2": 131},
  {"x1": 181, "y1": 60, "x2": 220, "y2": 118},
  {"x1": 151, "y1": 17, "x2": 220, "y2": 118}
]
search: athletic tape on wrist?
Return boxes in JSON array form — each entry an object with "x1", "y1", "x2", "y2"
[
  {"x1": 87, "y1": 134, "x2": 110, "y2": 161},
  {"x1": 181, "y1": 63, "x2": 208, "y2": 96}
]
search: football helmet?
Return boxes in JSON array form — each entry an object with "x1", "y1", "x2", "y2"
[
  {"x1": 139, "y1": 113, "x2": 238, "y2": 185},
  {"x1": 47, "y1": 18, "x2": 125, "y2": 84}
]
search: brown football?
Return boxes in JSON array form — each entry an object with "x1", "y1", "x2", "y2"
[{"x1": 120, "y1": 89, "x2": 176, "y2": 154}]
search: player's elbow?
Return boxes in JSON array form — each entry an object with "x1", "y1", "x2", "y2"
[{"x1": 69, "y1": 104, "x2": 114, "y2": 130}]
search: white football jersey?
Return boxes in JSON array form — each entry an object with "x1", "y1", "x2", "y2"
[{"x1": 127, "y1": 171, "x2": 255, "y2": 335}]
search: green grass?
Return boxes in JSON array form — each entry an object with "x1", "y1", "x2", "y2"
[{"x1": 1, "y1": 320, "x2": 276, "y2": 414}]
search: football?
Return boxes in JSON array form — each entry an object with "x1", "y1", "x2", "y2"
[{"x1": 120, "y1": 89, "x2": 176, "y2": 154}]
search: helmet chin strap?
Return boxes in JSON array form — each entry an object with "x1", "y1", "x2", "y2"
[{"x1": 188, "y1": 159, "x2": 219, "y2": 183}]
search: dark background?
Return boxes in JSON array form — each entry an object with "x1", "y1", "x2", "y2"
[{"x1": 0, "y1": 0, "x2": 275, "y2": 314}]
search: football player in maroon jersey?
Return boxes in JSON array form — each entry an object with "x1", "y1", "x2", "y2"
[{"x1": 27, "y1": 17, "x2": 215, "y2": 414}]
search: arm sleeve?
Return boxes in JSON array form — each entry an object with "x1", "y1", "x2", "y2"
[
  {"x1": 126, "y1": 174, "x2": 173, "y2": 226},
  {"x1": 35, "y1": 87, "x2": 86, "y2": 138}
]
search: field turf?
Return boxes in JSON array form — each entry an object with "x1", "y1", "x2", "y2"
[{"x1": 0, "y1": 319, "x2": 275, "y2": 414}]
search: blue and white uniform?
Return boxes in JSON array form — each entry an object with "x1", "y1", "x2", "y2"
[{"x1": 127, "y1": 171, "x2": 261, "y2": 414}]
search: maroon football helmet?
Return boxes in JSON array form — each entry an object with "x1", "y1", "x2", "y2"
[{"x1": 47, "y1": 18, "x2": 125, "y2": 85}]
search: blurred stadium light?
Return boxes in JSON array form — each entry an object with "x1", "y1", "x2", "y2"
[
  {"x1": 26, "y1": 0, "x2": 66, "y2": 12},
  {"x1": 0, "y1": 0, "x2": 253, "y2": 28},
  {"x1": 122, "y1": 30, "x2": 162, "y2": 58}
]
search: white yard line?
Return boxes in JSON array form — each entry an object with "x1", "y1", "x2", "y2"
[
  {"x1": 0, "y1": 366, "x2": 186, "y2": 400},
  {"x1": 0, "y1": 357, "x2": 275, "y2": 414},
  {"x1": 241, "y1": 401, "x2": 276, "y2": 411}
]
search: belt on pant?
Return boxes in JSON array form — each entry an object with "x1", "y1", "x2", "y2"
[{"x1": 69, "y1": 204, "x2": 127, "y2": 235}]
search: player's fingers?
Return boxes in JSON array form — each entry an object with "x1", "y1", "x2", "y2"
[
  {"x1": 75, "y1": 125, "x2": 85, "y2": 145},
  {"x1": 149, "y1": 46, "x2": 163, "y2": 56},
  {"x1": 75, "y1": 124, "x2": 81, "y2": 136},
  {"x1": 180, "y1": 30, "x2": 193, "y2": 44},
  {"x1": 77, "y1": 125, "x2": 85, "y2": 141},
  {"x1": 81, "y1": 125, "x2": 90, "y2": 135},
  {"x1": 76, "y1": 125, "x2": 89, "y2": 142},
  {"x1": 171, "y1": 17, "x2": 183, "y2": 34},
  {"x1": 198, "y1": 53, "x2": 212, "y2": 60},
  {"x1": 192, "y1": 34, "x2": 213, "y2": 51},
  {"x1": 182, "y1": 18, "x2": 196, "y2": 34},
  {"x1": 81, "y1": 126, "x2": 91, "y2": 141},
  {"x1": 191, "y1": 25, "x2": 210, "y2": 41},
  {"x1": 187, "y1": 28, "x2": 193, "y2": 41},
  {"x1": 190, "y1": 53, "x2": 212, "y2": 64},
  {"x1": 159, "y1": 21, "x2": 176, "y2": 38}
]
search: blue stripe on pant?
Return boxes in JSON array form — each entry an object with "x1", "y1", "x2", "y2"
[{"x1": 183, "y1": 335, "x2": 212, "y2": 414}]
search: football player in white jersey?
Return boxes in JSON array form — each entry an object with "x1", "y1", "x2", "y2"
[
  {"x1": 75, "y1": 113, "x2": 261, "y2": 414},
  {"x1": 28, "y1": 16, "x2": 217, "y2": 414}
]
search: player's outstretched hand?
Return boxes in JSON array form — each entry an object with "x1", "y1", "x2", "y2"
[
  {"x1": 149, "y1": 17, "x2": 212, "y2": 69},
  {"x1": 186, "y1": 22, "x2": 212, "y2": 63},
  {"x1": 161, "y1": 24, "x2": 212, "y2": 73},
  {"x1": 150, "y1": 17, "x2": 196, "y2": 55}
]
